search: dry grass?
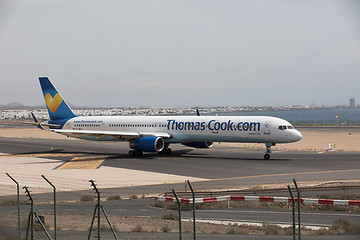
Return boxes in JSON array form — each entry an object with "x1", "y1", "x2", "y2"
[
  {"x1": 80, "y1": 195, "x2": 94, "y2": 202},
  {"x1": 0, "y1": 199, "x2": 29, "y2": 206},
  {"x1": 106, "y1": 195, "x2": 122, "y2": 201}
]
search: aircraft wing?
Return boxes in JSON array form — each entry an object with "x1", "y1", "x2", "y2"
[{"x1": 52, "y1": 129, "x2": 172, "y2": 141}]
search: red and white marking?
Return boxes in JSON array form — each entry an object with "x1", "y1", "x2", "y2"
[{"x1": 155, "y1": 195, "x2": 360, "y2": 206}]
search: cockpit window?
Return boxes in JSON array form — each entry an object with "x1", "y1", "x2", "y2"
[{"x1": 278, "y1": 125, "x2": 294, "y2": 130}]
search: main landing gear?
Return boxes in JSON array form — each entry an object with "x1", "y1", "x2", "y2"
[
  {"x1": 158, "y1": 148, "x2": 172, "y2": 155},
  {"x1": 158, "y1": 143, "x2": 172, "y2": 155},
  {"x1": 264, "y1": 143, "x2": 275, "y2": 160},
  {"x1": 128, "y1": 150, "x2": 143, "y2": 157},
  {"x1": 128, "y1": 148, "x2": 172, "y2": 157}
]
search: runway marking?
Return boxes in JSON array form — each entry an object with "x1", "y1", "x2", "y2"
[
  {"x1": 0, "y1": 153, "x2": 81, "y2": 158},
  {"x1": 56, "y1": 156, "x2": 108, "y2": 170},
  {"x1": 0, "y1": 153, "x2": 107, "y2": 169},
  {"x1": 196, "y1": 169, "x2": 360, "y2": 183}
]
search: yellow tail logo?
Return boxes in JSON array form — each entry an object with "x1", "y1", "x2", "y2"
[{"x1": 44, "y1": 93, "x2": 63, "y2": 113}]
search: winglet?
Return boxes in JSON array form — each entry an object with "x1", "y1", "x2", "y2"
[
  {"x1": 31, "y1": 112, "x2": 44, "y2": 130},
  {"x1": 196, "y1": 109, "x2": 200, "y2": 116}
]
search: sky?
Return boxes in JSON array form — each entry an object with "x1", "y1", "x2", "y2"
[{"x1": 0, "y1": 0, "x2": 359, "y2": 107}]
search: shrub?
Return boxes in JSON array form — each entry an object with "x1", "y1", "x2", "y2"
[
  {"x1": 161, "y1": 226, "x2": 171, "y2": 232},
  {"x1": 264, "y1": 225, "x2": 280, "y2": 235},
  {"x1": 330, "y1": 218, "x2": 360, "y2": 234},
  {"x1": 100, "y1": 224, "x2": 110, "y2": 231},
  {"x1": 107, "y1": 195, "x2": 122, "y2": 201},
  {"x1": 226, "y1": 228, "x2": 247, "y2": 234},
  {"x1": 131, "y1": 225, "x2": 143, "y2": 232},
  {"x1": 130, "y1": 195, "x2": 138, "y2": 200},
  {"x1": 161, "y1": 212, "x2": 179, "y2": 221},
  {"x1": 80, "y1": 195, "x2": 94, "y2": 202}
]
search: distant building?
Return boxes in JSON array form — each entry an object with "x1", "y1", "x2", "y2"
[{"x1": 349, "y1": 98, "x2": 355, "y2": 108}]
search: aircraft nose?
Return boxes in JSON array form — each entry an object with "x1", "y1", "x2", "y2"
[{"x1": 293, "y1": 130, "x2": 302, "y2": 142}]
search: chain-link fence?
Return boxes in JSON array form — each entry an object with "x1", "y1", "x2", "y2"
[{"x1": 1, "y1": 175, "x2": 359, "y2": 240}]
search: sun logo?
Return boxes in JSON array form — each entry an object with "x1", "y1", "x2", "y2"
[{"x1": 44, "y1": 93, "x2": 63, "y2": 113}]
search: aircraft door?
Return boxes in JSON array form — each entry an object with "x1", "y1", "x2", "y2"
[{"x1": 264, "y1": 123, "x2": 270, "y2": 134}]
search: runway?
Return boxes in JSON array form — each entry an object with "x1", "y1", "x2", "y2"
[{"x1": 0, "y1": 137, "x2": 359, "y2": 201}]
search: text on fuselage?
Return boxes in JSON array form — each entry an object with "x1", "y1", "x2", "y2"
[{"x1": 166, "y1": 120, "x2": 261, "y2": 132}]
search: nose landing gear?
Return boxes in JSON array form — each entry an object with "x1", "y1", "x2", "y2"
[{"x1": 264, "y1": 142, "x2": 275, "y2": 159}]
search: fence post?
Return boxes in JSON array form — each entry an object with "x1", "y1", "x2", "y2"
[
  {"x1": 42, "y1": 175, "x2": 57, "y2": 240},
  {"x1": 287, "y1": 185, "x2": 296, "y2": 240},
  {"x1": 23, "y1": 186, "x2": 52, "y2": 240},
  {"x1": 23, "y1": 186, "x2": 34, "y2": 240},
  {"x1": 187, "y1": 180, "x2": 196, "y2": 240},
  {"x1": 172, "y1": 189, "x2": 182, "y2": 240},
  {"x1": 6, "y1": 173, "x2": 21, "y2": 239},
  {"x1": 293, "y1": 179, "x2": 301, "y2": 240},
  {"x1": 89, "y1": 180, "x2": 101, "y2": 240},
  {"x1": 88, "y1": 180, "x2": 118, "y2": 240}
]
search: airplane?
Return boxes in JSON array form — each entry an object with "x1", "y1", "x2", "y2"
[{"x1": 34, "y1": 77, "x2": 302, "y2": 159}]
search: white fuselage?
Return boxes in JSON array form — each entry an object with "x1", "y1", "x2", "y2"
[{"x1": 60, "y1": 115, "x2": 302, "y2": 144}]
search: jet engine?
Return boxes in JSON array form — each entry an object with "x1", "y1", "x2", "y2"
[{"x1": 130, "y1": 136, "x2": 165, "y2": 152}]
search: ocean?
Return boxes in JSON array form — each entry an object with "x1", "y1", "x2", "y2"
[{"x1": 219, "y1": 108, "x2": 360, "y2": 125}]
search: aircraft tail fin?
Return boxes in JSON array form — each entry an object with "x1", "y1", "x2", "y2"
[{"x1": 38, "y1": 77, "x2": 77, "y2": 121}]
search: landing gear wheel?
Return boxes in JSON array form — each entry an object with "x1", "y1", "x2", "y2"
[
  {"x1": 128, "y1": 150, "x2": 134, "y2": 157},
  {"x1": 264, "y1": 142, "x2": 274, "y2": 160},
  {"x1": 129, "y1": 150, "x2": 143, "y2": 157},
  {"x1": 158, "y1": 148, "x2": 172, "y2": 155}
]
